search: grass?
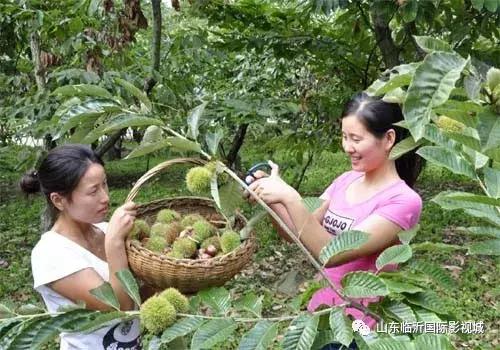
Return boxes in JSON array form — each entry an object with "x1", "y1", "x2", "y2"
[{"x1": 0, "y1": 145, "x2": 498, "y2": 349}]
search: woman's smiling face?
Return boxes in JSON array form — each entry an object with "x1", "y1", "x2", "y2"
[{"x1": 341, "y1": 115, "x2": 394, "y2": 172}]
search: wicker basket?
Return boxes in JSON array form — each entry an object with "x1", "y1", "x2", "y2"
[{"x1": 124, "y1": 158, "x2": 257, "y2": 293}]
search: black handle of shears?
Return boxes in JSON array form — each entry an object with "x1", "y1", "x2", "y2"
[{"x1": 244, "y1": 162, "x2": 272, "y2": 185}]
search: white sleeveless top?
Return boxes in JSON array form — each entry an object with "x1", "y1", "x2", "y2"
[{"x1": 31, "y1": 222, "x2": 140, "y2": 349}]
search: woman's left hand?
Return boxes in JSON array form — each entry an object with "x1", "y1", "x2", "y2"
[
  {"x1": 107, "y1": 201, "x2": 137, "y2": 242},
  {"x1": 247, "y1": 161, "x2": 300, "y2": 205}
]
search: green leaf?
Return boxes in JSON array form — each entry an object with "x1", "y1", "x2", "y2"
[
  {"x1": 341, "y1": 271, "x2": 389, "y2": 298},
  {"x1": 238, "y1": 321, "x2": 279, "y2": 350},
  {"x1": 417, "y1": 146, "x2": 477, "y2": 179},
  {"x1": 165, "y1": 136, "x2": 203, "y2": 154},
  {"x1": 302, "y1": 197, "x2": 324, "y2": 213},
  {"x1": 410, "y1": 242, "x2": 463, "y2": 253},
  {"x1": 404, "y1": 291, "x2": 446, "y2": 314},
  {"x1": 282, "y1": 314, "x2": 319, "y2": 350},
  {"x1": 375, "y1": 72, "x2": 413, "y2": 96},
  {"x1": 54, "y1": 99, "x2": 121, "y2": 140},
  {"x1": 239, "y1": 210, "x2": 267, "y2": 240},
  {"x1": 0, "y1": 319, "x2": 21, "y2": 340},
  {"x1": 397, "y1": 225, "x2": 419, "y2": 244},
  {"x1": 16, "y1": 304, "x2": 45, "y2": 315},
  {"x1": 477, "y1": 109, "x2": 500, "y2": 152},
  {"x1": 88, "y1": 0, "x2": 102, "y2": 16},
  {"x1": 187, "y1": 102, "x2": 208, "y2": 140},
  {"x1": 375, "y1": 74, "x2": 413, "y2": 96},
  {"x1": 52, "y1": 84, "x2": 113, "y2": 99},
  {"x1": 0, "y1": 304, "x2": 15, "y2": 318},
  {"x1": 191, "y1": 319, "x2": 237, "y2": 350},
  {"x1": 9, "y1": 309, "x2": 92, "y2": 349},
  {"x1": 218, "y1": 180, "x2": 245, "y2": 218},
  {"x1": 486, "y1": 67, "x2": 500, "y2": 91},
  {"x1": 368, "y1": 63, "x2": 419, "y2": 96},
  {"x1": 400, "y1": 0, "x2": 418, "y2": 22},
  {"x1": 413, "y1": 36, "x2": 452, "y2": 53},
  {"x1": 376, "y1": 245, "x2": 413, "y2": 270},
  {"x1": 125, "y1": 139, "x2": 172, "y2": 159},
  {"x1": 409, "y1": 260, "x2": 455, "y2": 288},
  {"x1": 328, "y1": 307, "x2": 353, "y2": 347},
  {"x1": 444, "y1": 128, "x2": 481, "y2": 152},
  {"x1": 389, "y1": 136, "x2": 424, "y2": 160},
  {"x1": 353, "y1": 333, "x2": 372, "y2": 350},
  {"x1": 115, "y1": 269, "x2": 141, "y2": 307},
  {"x1": 210, "y1": 175, "x2": 221, "y2": 211},
  {"x1": 382, "y1": 87, "x2": 406, "y2": 104},
  {"x1": 433, "y1": 100, "x2": 480, "y2": 128},
  {"x1": 369, "y1": 338, "x2": 414, "y2": 350},
  {"x1": 403, "y1": 52, "x2": 468, "y2": 140},
  {"x1": 82, "y1": 114, "x2": 163, "y2": 144},
  {"x1": 484, "y1": 167, "x2": 500, "y2": 199},
  {"x1": 89, "y1": 282, "x2": 120, "y2": 310},
  {"x1": 380, "y1": 279, "x2": 423, "y2": 294},
  {"x1": 319, "y1": 230, "x2": 370, "y2": 265},
  {"x1": 160, "y1": 317, "x2": 205, "y2": 344},
  {"x1": 467, "y1": 239, "x2": 500, "y2": 256},
  {"x1": 471, "y1": 0, "x2": 484, "y2": 10},
  {"x1": 484, "y1": 0, "x2": 498, "y2": 12},
  {"x1": 423, "y1": 124, "x2": 460, "y2": 150},
  {"x1": 383, "y1": 301, "x2": 417, "y2": 323},
  {"x1": 311, "y1": 330, "x2": 336, "y2": 350},
  {"x1": 459, "y1": 226, "x2": 500, "y2": 239},
  {"x1": 115, "y1": 78, "x2": 152, "y2": 112},
  {"x1": 142, "y1": 125, "x2": 163, "y2": 144},
  {"x1": 461, "y1": 146, "x2": 489, "y2": 169},
  {"x1": 199, "y1": 287, "x2": 231, "y2": 316},
  {"x1": 102, "y1": 114, "x2": 164, "y2": 133},
  {"x1": 78, "y1": 311, "x2": 134, "y2": 333},
  {"x1": 414, "y1": 334, "x2": 453, "y2": 350},
  {"x1": 413, "y1": 307, "x2": 442, "y2": 323},
  {"x1": 434, "y1": 191, "x2": 500, "y2": 206},
  {"x1": 0, "y1": 319, "x2": 46, "y2": 350},
  {"x1": 205, "y1": 130, "x2": 224, "y2": 156},
  {"x1": 431, "y1": 191, "x2": 500, "y2": 226},
  {"x1": 234, "y1": 293, "x2": 263, "y2": 317}
]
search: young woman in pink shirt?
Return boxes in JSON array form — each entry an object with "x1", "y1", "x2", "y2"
[{"x1": 247, "y1": 92, "x2": 424, "y2": 349}]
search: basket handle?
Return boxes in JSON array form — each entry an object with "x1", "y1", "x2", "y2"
[{"x1": 125, "y1": 157, "x2": 206, "y2": 203}]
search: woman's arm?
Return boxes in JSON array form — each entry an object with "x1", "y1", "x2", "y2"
[
  {"x1": 282, "y1": 196, "x2": 402, "y2": 267},
  {"x1": 49, "y1": 239, "x2": 135, "y2": 311},
  {"x1": 50, "y1": 202, "x2": 137, "y2": 311},
  {"x1": 50, "y1": 267, "x2": 133, "y2": 311},
  {"x1": 268, "y1": 200, "x2": 329, "y2": 243}
]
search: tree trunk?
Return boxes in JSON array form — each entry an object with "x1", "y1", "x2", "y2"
[
  {"x1": 96, "y1": 130, "x2": 124, "y2": 158},
  {"x1": 292, "y1": 151, "x2": 314, "y2": 190},
  {"x1": 30, "y1": 32, "x2": 45, "y2": 91},
  {"x1": 107, "y1": 135, "x2": 123, "y2": 160},
  {"x1": 405, "y1": 21, "x2": 426, "y2": 61},
  {"x1": 152, "y1": 0, "x2": 161, "y2": 72},
  {"x1": 144, "y1": 0, "x2": 162, "y2": 95},
  {"x1": 226, "y1": 123, "x2": 249, "y2": 169},
  {"x1": 370, "y1": 8, "x2": 400, "y2": 69}
]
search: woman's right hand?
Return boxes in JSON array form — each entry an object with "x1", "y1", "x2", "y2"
[
  {"x1": 107, "y1": 201, "x2": 137, "y2": 241},
  {"x1": 244, "y1": 170, "x2": 269, "y2": 204}
]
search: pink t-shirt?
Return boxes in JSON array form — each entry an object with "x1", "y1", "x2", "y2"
[{"x1": 307, "y1": 171, "x2": 422, "y2": 327}]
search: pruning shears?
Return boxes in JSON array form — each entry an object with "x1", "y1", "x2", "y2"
[{"x1": 244, "y1": 162, "x2": 272, "y2": 185}]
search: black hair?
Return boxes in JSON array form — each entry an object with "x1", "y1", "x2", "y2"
[
  {"x1": 341, "y1": 92, "x2": 424, "y2": 188},
  {"x1": 19, "y1": 144, "x2": 105, "y2": 228}
]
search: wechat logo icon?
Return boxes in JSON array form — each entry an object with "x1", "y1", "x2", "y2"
[{"x1": 352, "y1": 319, "x2": 370, "y2": 336}]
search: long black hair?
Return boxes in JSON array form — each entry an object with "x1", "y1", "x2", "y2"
[
  {"x1": 341, "y1": 92, "x2": 424, "y2": 188},
  {"x1": 19, "y1": 144, "x2": 104, "y2": 229}
]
